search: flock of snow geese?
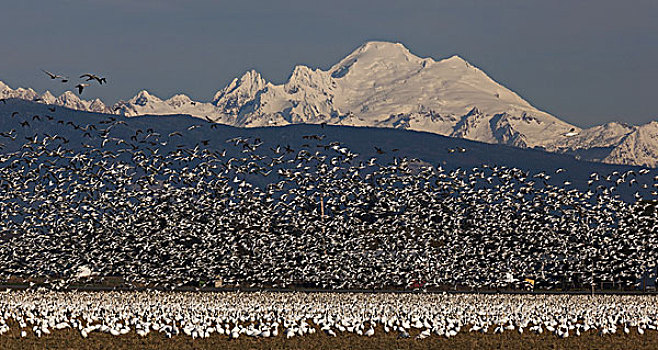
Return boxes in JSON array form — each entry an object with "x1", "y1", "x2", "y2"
[
  {"x1": 0, "y1": 99, "x2": 658, "y2": 343},
  {"x1": 1, "y1": 291, "x2": 658, "y2": 340},
  {"x1": 0, "y1": 102, "x2": 657, "y2": 292}
]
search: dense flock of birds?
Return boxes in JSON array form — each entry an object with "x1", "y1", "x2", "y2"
[
  {"x1": 0, "y1": 99, "x2": 657, "y2": 292},
  {"x1": 2, "y1": 291, "x2": 658, "y2": 340}
]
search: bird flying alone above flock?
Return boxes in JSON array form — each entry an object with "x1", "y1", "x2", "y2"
[
  {"x1": 75, "y1": 84, "x2": 90, "y2": 95},
  {"x1": 41, "y1": 69, "x2": 68, "y2": 83}
]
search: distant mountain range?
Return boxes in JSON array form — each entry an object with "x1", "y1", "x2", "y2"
[{"x1": 1, "y1": 41, "x2": 656, "y2": 167}]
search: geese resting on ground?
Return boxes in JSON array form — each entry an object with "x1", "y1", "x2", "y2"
[{"x1": 1, "y1": 291, "x2": 658, "y2": 340}]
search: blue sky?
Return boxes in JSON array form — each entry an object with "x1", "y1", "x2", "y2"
[{"x1": 1, "y1": 0, "x2": 656, "y2": 127}]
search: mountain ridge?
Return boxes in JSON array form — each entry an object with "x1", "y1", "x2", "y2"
[{"x1": 1, "y1": 41, "x2": 656, "y2": 167}]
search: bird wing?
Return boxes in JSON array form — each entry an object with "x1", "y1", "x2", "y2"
[{"x1": 41, "y1": 69, "x2": 56, "y2": 78}]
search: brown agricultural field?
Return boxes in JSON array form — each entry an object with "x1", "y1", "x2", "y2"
[{"x1": 1, "y1": 326, "x2": 656, "y2": 350}]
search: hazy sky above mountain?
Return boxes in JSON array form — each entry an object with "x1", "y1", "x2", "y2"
[{"x1": 1, "y1": 0, "x2": 656, "y2": 127}]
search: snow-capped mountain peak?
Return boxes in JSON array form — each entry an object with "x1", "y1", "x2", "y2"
[
  {"x1": 329, "y1": 41, "x2": 429, "y2": 77},
  {"x1": 130, "y1": 90, "x2": 162, "y2": 106},
  {"x1": 212, "y1": 70, "x2": 270, "y2": 113},
  {"x1": 111, "y1": 89, "x2": 218, "y2": 118},
  {"x1": 206, "y1": 41, "x2": 577, "y2": 149},
  {"x1": 55, "y1": 91, "x2": 86, "y2": 110},
  {"x1": 0, "y1": 80, "x2": 39, "y2": 101},
  {"x1": 167, "y1": 94, "x2": 191, "y2": 103},
  {"x1": 545, "y1": 120, "x2": 658, "y2": 166},
  {"x1": 58, "y1": 90, "x2": 82, "y2": 102},
  {"x1": 41, "y1": 91, "x2": 56, "y2": 104},
  {"x1": 88, "y1": 98, "x2": 110, "y2": 113}
]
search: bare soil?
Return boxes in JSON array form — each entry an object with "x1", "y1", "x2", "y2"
[{"x1": 1, "y1": 327, "x2": 656, "y2": 350}]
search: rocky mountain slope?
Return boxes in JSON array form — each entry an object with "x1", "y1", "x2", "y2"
[{"x1": 546, "y1": 121, "x2": 658, "y2": 167}]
